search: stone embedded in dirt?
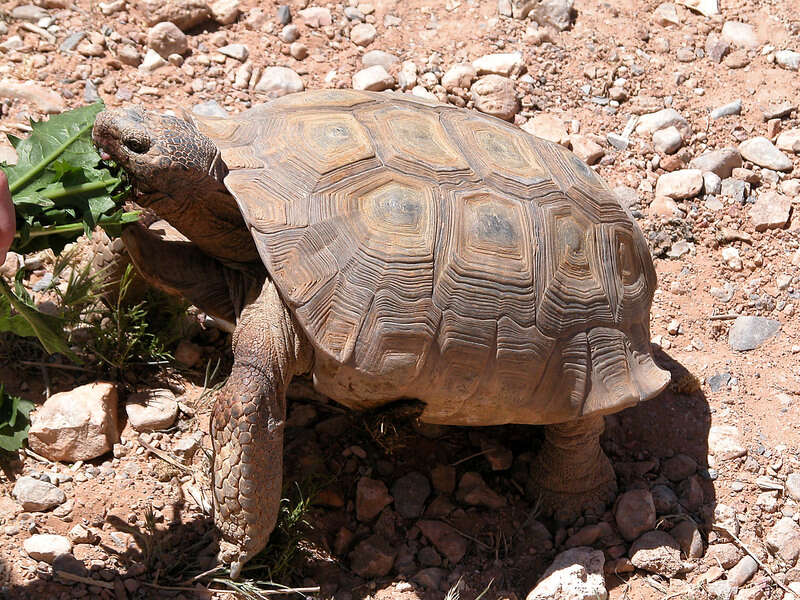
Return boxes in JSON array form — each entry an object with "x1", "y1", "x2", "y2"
[
  {"x1": 147, "y1": 22, "x2": 188, "y2": 58},
  {"x1": 651, "y1": 484, "x2": 679, "y2": 515},
  {"x1": 290, "y1": 42, "x2": 308, "y2": 60},
  {"x1": 298, "y1": 6, "x2": 332, "y2": 28},
  {"x1": 350, "y1": 23, "x2": 377, "y2": 47},
  {"x1": 417, "y1": 520, "x2": 468, "y2": 563},
  {"x1": 766, "y1": 517, "x2": 800, "y2": 566},
  {"x1": 629, "y1": 530, "x2": 682, "y2": 578},
  {"x1": 679, "y1": 0, "x2": 718, "y2": 17},
  {"x1": 689, "y1": 147, "x2": 742, "y2": 178},
  {"x1": 125, "y1": 389, "x2": 179, "y2": 432},
  {"x1": 279, "y1": 24, "x2": 299, "y2": 43},
  {"x1": 776, "y1": 50, "x2": 800, "y2": 71},
  {"x1": 356, "y1": 477, "x2": 393, "y2": 521},
  {"x1": 254, "y1": 66, "x2": 304, "y2": 97},
  {"x1": 635, "y1": 108, "x2": 691, "y2": 139},
  {"x1": 397, "y1": 60, "x2": 417, "y2": 90},
  {"x1": 738, "y1": 137, "x2": 793, "y2": 171},
  {"x1": 662, "y1": 454, "x2": 697, "y2": 482},
  {"x1": 650, "y1": 196, "x2": 684, "y2": 219},
  {"x1": 67, "y1": 524, "x2": 96, "y2": 544},
  {"x1": 441, "y1": 64, "x2": 477, "y2": 91},
  {"x1": 210, "y1": 0, "x2": 239, "y2": 25},
  {"x1": 470, "y1": 75, "x2": 519, "y2": 121},
  {"x1": 776, "y1": 129, "x2": 800, "y2": 154},
  {"x1": 728, "y1": 556, "x2": 758, "y2": 587},
  {"x1": 430, "y1": 464, "x2": 456, "y2": 494},
  {"x1": 352, "y1": 65, "x2": 395, "y2": 91},
  {"x1": 569, "y1": 135, "x2": 605, "y2": 165},
  {"x1": 139, "y1": 48, "x2": 167, "y2": 72},
  {"x1": 564, "y1": 522, "x2": 613, "y2": 549},
  {"x1": 391, "y1": 471, "x2": 431, "y2": 519},
  {"x1": 28, "y1": 382, "x2": 119, "y2": 462},
  {"x1": 653, "y1": 126, "x2": 683, "y2": 154},
  {"x1": 652, "y1": 3, "x2": 681, "y2": 27},
  {"x1": 721, "y1": 21, "x2": 760, "y2": 50},
  {"x1": 749, "y1": 191, "x2": 792, "y2": 232},
  {"x1": 218, "y1": 43, "x2": 248, "y2": 62},
  {"x1": 670, "y1": 519, "x2": 703, "y2": 558},
  {"x1": 0, "y1": 79, "x2": 65, "y2": 114},
  {"x1": 705, "y1": 542, "x2": 743, "y2": 568},
  {"x1": 142, "y1": 0, "x2": 211, "y2": 30},
  {"x1": 728, "y1": 316, "x2": 781, "y2": 351},
  {"x1": 413, "y1": 567, "x2": 448, "y2": 590},
  {"x1": 713, "y1": 503, "x2": 741, "y2": 541},
  {"x1": 710, "y1": 99, "x2": 742, "y2": 120},
  {"x1": 472, "y1": 52, "x2": 523, "y2": 76},
  {"x1": 12, "y1": 476, "x2": 66, "y2": 512},
  {"x1": 349, "y1": 534, "x2": 397, "y2": 577},
  {"x1": 455, "y1": 471, "x2": 506, "y2": 509},
  {"x1": 526, "y1": 547, "x2": 607, "y2": 600},
  {"x1": 362, "y1": 50, "x2": 398, "y2": 70},
  {"x1": 655, "y1": 169, "x2": 703, "y2": 199},
  {"x1": 614, "y1": 489, "x2": 656, "y2": 542},
  {"x1": 521, "y1": 113, "x2": 568, "y2": 146},
  {"x1": 708, "y1": 425, "x2": 747, "y2": 460},
  {"x1": 23, "y1": 534, "x2": 72, "y2": 564},
  {"x1": 511, "y1": 0, "x2": 575, "y2": 30},
  {"x1": 786, "y1": 473, "x2": 800, "y2": 502}
]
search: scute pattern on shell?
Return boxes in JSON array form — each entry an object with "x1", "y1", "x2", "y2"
[{"x1": 193, "y1": 90, "x2": 669, "y2": 426}]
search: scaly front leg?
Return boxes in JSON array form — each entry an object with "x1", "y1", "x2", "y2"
[{"x1": 211, "y1": 279, "x2": 312, "y2": 578}]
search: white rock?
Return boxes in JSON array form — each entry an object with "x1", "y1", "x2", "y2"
[
  {"x1": 68, "y1": 524, "x2": 95, "y2": 544},
  {"x1": 703, "y1": 172, "x2": 721, "y2": 195},
  {"x1": 352, "y1": 65, "x2": 395, "y2": 91},
  {"x1": 210, "y1": 0, "x2": 240, "y2": 25},
  {"x1": 776, "y1": 129, "x2": 800, "y2": 154},
  {"x1": 629, "y1": 531, "x2": 682, "y2": 578},
  {"x1": 526, "y1": 547, "x2": 607, "y2": 600},
  {"x1": 218, "y1": 43, "x2": 248, "y2": 61},
  {"x1": 27, "y1": 382, "x2": 119, "y2": 462},
  {"x1": 678, "y1": 0, "x2": 718, "y2": 17},
  {"x1": 653, "y1": 126, "x2": 683, "y2": 154},
  {"x1": 749, "y1": 191, "x2": 792, "y2": 232},
  {"x1": 653, "y1": 3, "x2": 681, "y2": 27},
  {"x1": 708, "y1": 425, "x2": 746, "y2": 460},
  {"x1": 298, "y1": 6, "x2": 332, "y2": 28},
  {"x1": 23, "y1": 535, "x2": 72, "y2": 563},
  {"x1": 516, "y1": 0, "x2": 575, "y2": 30},
  {"x1": 766, "y1": 517, "x2": 800, "y2": 566},
  {"x1": 254, "y1": 67, "x2": 304, "y2": 97},
  {"x1": 635, "y1": 108, "x2": 691, "y2": 139},
  {"x1": 12, "y1": 476, "x2": 66, "y2": 511},
  {"x1": 441, "y1": 64, "x2": 477, "y2": 91},
  {"x1": 350, "y1": 23, "x2": 377, "y2": 47},
  {"x1": 655, "y1": 169, "x2": 703, "y2": 199},
  {"x1": 0, "y1": 79, "x2": 65, "y2": 114},
  {"x1": 362, "y1": 50, "x2": 398, "y2": 69},
  {"x1": 147, "y1": 21, "x2": 188, "y2": 58},
  {"x1": 721, "y1": 247, "x2": 742, "y2": 271},
  {"x1": 125, "y1": 389, "x2": 179, "y2": 432},
  {"x1": 738, "y1": 136, "x2": 793, "y2": 171},
  {"x1": 470, "y1": 75, "x2": 518, "y2": 121},
  {"x1": 411, "y1": 86, "x2": 439, "y2": 103},
  {"x1": 397, "y1": 60, "x2": 417, "y2": 90},
  {"x1": 721, "y1": 21, "x2": 760, "y2": 50},
  {"x1": 472, "y1": 52, "x2": 523, "y2": 76},
  {"x1": 521, "y1": 113, "x2": 568, "y2": 146},
  {"x1": 139, "y1": 48, "x2": 168, "y2": 72},
  {"x1": 569, "y1": 135, "x2": 604, "y2": 165},
  {"x1": 776, "y1": 50, "x2": 800, "y2": 71}
]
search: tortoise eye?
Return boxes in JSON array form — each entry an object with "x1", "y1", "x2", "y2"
[{"x1": 123, "y1": 135, "x2": 150, "y2": 154}]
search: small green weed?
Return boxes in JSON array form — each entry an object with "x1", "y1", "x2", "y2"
[{"x1": 0, "y1": 384, "x2": 34, "y2": 452}]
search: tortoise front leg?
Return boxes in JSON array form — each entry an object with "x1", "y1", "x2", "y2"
[{"x1": 212, "y1": 279, "x2": 312, "y2": 578}]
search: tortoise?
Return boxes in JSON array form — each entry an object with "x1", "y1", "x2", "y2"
[{"x1": 92, "y1": 89, "x2": 671, "y2": 577}]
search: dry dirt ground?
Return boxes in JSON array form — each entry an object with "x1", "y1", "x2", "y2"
[{"x1": 0, "y1": 0, "x2": 799, "y2": 598}]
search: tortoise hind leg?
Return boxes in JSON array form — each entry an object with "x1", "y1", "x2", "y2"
[{"x1": 529, "y1": 415, "x2": 617, "y2": 522}]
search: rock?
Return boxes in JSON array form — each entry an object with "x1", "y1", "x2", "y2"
[
  {"x1": 606, "y1": 133, "x2": 629, "y2": 151},
  {"x1": 678, "y1": 0, "x2": 718, "y2": 17},
  {"x1": 614, "y1": 489, "x2": 656, "y2": 542},
  {"x1": 28, "y1": 382, "x2": 118, "y2": 462},
  {"x1": 526, "y1": 547, "x2": 607, "y2": 600},
  {"x1": 728, "y1": 316, "x2": 781, "y2": 351},
  {"x1": 629, "y1": 531, "x2": 682, "y2": 577},
  {"x1": 23, "y1": 535, "x2": 72, "y2": 564},
  {"x1": 472, "y1": 52, "x2": 523, "y2": 76},
  {"x1": 706, "y1": 543, "x2": 743, "y2": 568},
  {"x1": 511, "y1": 0, "x2": 574, "y2": 30},
  {"x1": 11, "y1": 5, "x2": 50, "y2": 21},
  {"x1": 279, "y1": 24, "x2": 299, "y2": 42},
  {"x1": 254, "y1": 67, "x2": 304, "y2": 97},
  {"x1": 430, "y1": 465, "x2": 456, "y2": 494},
  {"x1": 776, "y1": 129, "x2": 800, "y2": 154},
  {"x1": 766, "y1": 517, "x2": 800, "y2": 566},
  {"x1": 635, "y1": 108, "x2": 691, "y2": 139},
  {"x1": 218, "y1": 43, "x2": 248, "y2": 61},
  {"x1": 12, "y1": 476, "x2": 66, "y2": 511},
  {"x1": 711, "y1": 99, "x2": 742, "y2": 120},
  {"x1": 356, "y1": 477, "x2": 392, "y2": 521},
  {"x1": 141, "y1": 0, "x2": 211, "y2": 30},
  {"x1": 349, "y1": 534, "x2": 396, "y2": 577},
  {"x1": 397, "y1": 61, "x2": 417, "y2": 90},
  {"x1": 721, "y1": 247, "x2": 742, "y2": 271},
  {"x1": 651, "y1": 196, "x2": 684, "y2": 219},
  {"x1": 653, "y1": 126, "x2": 683, "y2": 154},
  {"x1": 362, "y1": 50, "x2": 398, "y2": 69},
  {"x1": 471, "y1": 75, "x2": 518, "y2": 121},
  {"x1": 655, "y1": 169, "x2": 703, "y2": 199},
  {"x1": 413, "y1": 567, "x2": 447, "y2": 590},
  {"x1": 738, "y1": 137, "x2": 793, "y2": 171},
  {"x1": 564, "y1": 523, "x2": 612, "y2": 548},
  {"x1": 749, "y1": 191, "x2": 792, "y2": 232},
  {"x1": 704, "y1": 172, "x2": 722, "y2": 195},
  {"x1": 277, "y1": 5, "x2": 291, "y2": 25},
  {"x1": 147, "y1": 22, "x2": 188, "y2": 58},
  {"x1": 456, "y1": 472, "x2": 506, "y2": 509},
  {"x1": 728, "y1": 556, "x2": 758, "y2": 587},
  {"x1": 0, "y1": 79, "x2": 65, "y2": 114},
  {"x1": 193, "y1": 100, "x2": 228, "y2": 118},
  {"x1": 298, "y1": 6, "x2": 332, "y2": 28},
  {"x1": 662, "y1": 454, "x2": 697, "y2": 481},
  {"x1": 689, "y1": 148, "x2": 742, "y2": 178},
  {"x1": 441, "y1": 64, "x2": 477, "y2": 91},
  {"x1": 651, "y1": 484, "x2": 679, "y2": 514},
  {"x1": 569, "y1": 135, "x2": 604, "y2": 165},
  {"x1": 521, "y1": 113, "x2": 568, "y2": 146},
  {"x1": 350, "y1": 23, "x2": 376, "y2": 46},
  {"x1": 776, "y1": 50, "x2": 800, "y2": 71},
  {"x1": 210, "y1": 0, "x2": 239, "y2": 24},
  {"x1": 391, "y1": 472, "x2": 430, "y2": 519},
  {"x1": 670, "y1": 520, "x2": 703, "y2": 558},
  {"x1": 139, "y1": 48, "x2": 167, "y2": 72},
  {"x1": 787, "y1": 473, "x2": 800, "y2": 502},
  {"x1": 115, "y1": 44, "x2": 141, "y2": 66},
  {"x1": 290, "y1": 42, "x2": 308, "y2": 60},
  {"x1": 352, "y1": 65, "x2": 394, "y2": 91},
  {"x1": 708, "y1": 425, "x2": 747, "y2": 462},
  {"x1": 67, "y1": 524, "x2": 96, "y2": 544},
  {"x1": 721, "y1": 21, "x2": 759, "y2": 50},
  {"x1": 714, "y1": 503, "x2": 740, "y2": 541},
  {"x1": 417, "y1": 520, "x2": 468, "y2": 563},
  {"x1": 653, "y1": 3, "x2": 681, "y2": 27},
  {"x1": 125, "y1": 389, "x2": 178, "y2": 432}
]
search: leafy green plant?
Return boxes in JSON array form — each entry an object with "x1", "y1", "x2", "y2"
[{"x1": 0, "y1": 384, "x2": 34, "y2": 452}]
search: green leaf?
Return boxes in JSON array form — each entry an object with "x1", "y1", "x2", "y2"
[{"x1": 0, "y1": 385, "x2": 34, "y2": 453}]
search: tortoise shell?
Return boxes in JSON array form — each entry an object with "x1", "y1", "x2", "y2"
[{"x1": 194, "y1": 90, "x2": 670, "y2": 426}]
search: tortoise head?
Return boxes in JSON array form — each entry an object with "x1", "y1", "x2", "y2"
[{"x1": 92, "y1": 106, "x2": 227, "y2": 197}]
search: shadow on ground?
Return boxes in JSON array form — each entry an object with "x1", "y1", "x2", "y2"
[{"x1": 2, "y1": 348, "x2": 713, "y2": 600}]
